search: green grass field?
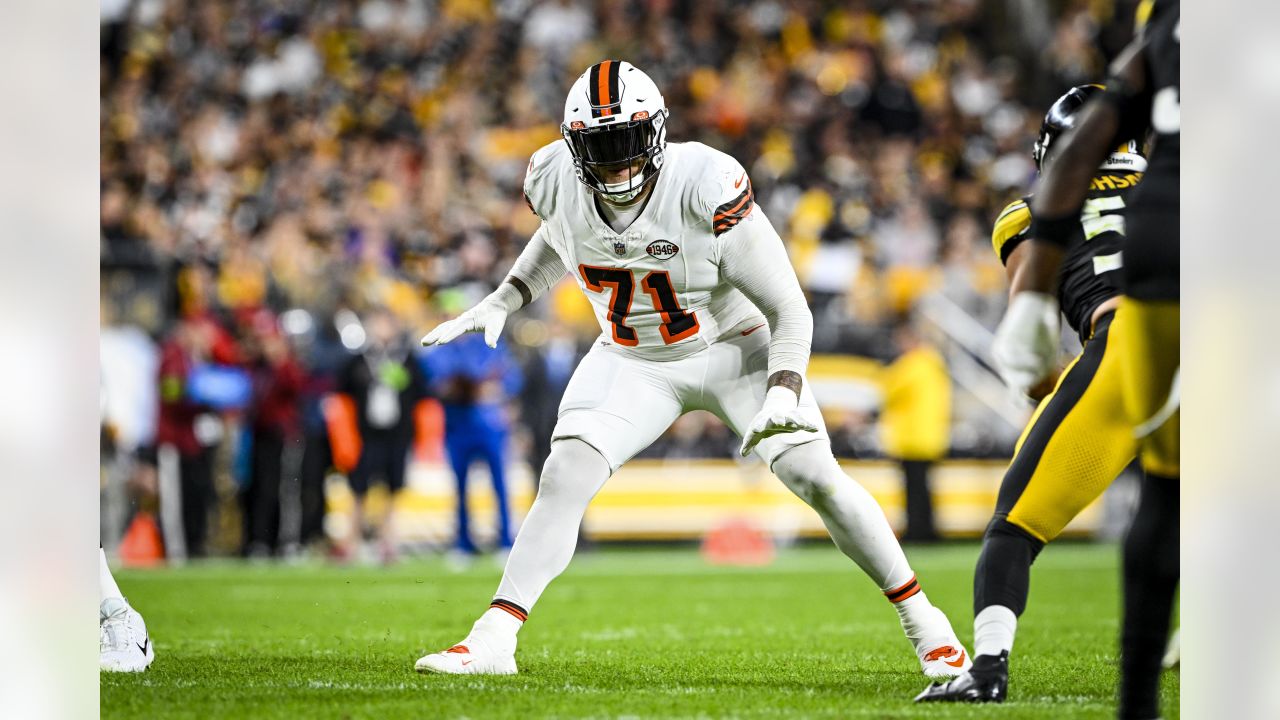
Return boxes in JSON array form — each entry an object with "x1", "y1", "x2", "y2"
[{"x1": 102, "y1": 542, "x2": 1177, "y2": 719}]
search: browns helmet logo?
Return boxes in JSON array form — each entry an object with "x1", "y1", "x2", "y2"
[{"x1": 646, "y1": 240, "x2": 679, "y2": 261}]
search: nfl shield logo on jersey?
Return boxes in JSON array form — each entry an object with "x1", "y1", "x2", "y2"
[{"x1": 611, "y1": 231, "x2": 643, "y2": 257}]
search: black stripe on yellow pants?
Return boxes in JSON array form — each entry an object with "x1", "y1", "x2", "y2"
[
  {"x1": 1113, "y1": 297, "x2": 1180, "y2": 478},
  {"x1": 996, "y1": 312, "x2": 1138, "y2": 543}
]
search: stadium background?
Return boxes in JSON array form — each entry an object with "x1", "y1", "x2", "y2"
[{"x1": 98, "y1": 0, "x2": 1146, "y2": 558}]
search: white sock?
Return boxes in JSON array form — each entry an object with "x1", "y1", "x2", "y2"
[
  {"x1": 973, "y1": 605, "x2": 1018, "y2": 657},
  {"x1": 892, "y1": 589, "x2": 934, "y2": 628},
  {"x1": 771, "y1": 443, "x2": 915, "y2": 590},
  {"x1": 492, "y1": 439, "x2": 611, "y2": 611},
  {"x1": 99, "y1": 548, "x2": 124, "y2": 603},
  {"x1": 471, "y1": 607, "x2": 524, "y2": 647}
]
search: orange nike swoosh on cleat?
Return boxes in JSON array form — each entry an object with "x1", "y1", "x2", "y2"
[
  {"x1": 741, "y1": 323, "x2": 766, "y2": 336},
  {"x1": 734, "y1": 172, "x2": 746, "y2": 189},
  {"x1": 944, "y1": 650, "x2": 967, "y2": 668},
  {"x1": 461, "y1": 659, "x2": 474, "y2": 666},
  {"x1": 924, "y1": 645, "x2": 958, "y2": 662}
]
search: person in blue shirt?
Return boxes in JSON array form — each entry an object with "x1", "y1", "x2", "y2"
[{"x1": 421, "y1": 290, "x2": 523, "y2": 556}]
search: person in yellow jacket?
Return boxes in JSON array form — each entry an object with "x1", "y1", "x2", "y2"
[{"x1": 880, "y1": 319, "x2": 951, "y2": 542}]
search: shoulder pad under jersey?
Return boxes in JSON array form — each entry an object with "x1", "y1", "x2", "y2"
[
  {"x1": 522, "y1": 141, "x2": 571, "y2": 221},
  {"x1": 992, "y1": 197, "x2": 1032, "y2": 264}
]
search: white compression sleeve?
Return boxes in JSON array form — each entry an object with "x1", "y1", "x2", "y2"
[
  {"x1": 769, "y1": 442, "x2": 945, "y2": 635},
  {"x1": 489, "y1": 225, "x2": 567, "y2": 311},
  {"x1": 770, "y1": 442, "x2": 915, "y2": 591},
  {"x1": 492, "y1": 438, "x2": 612, "y2": 614},
  {"x1": 100, "y1": 547, "x2": 124, "y2": 602},
  {"x1": 718, "y1": 208, "x2": 813, "y2": 379}
]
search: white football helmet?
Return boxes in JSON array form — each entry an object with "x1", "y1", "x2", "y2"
[{"x1": 561, "y1": 60, "x2": 669, "y2": 204}]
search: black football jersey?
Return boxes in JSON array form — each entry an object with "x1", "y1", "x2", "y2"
[
  {"x1": 1122, "y1": 0, "x2": 1179, "y2": 299},
  {"x1": 993, "y1": 171, "x2": 1142, "y2": 341},
  {"x1": 1130, "y1": 0, "x2": 1179, "y2": 212}
]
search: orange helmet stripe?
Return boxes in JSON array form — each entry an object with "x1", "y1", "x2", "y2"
[{"x1": 597, "y1": 60, "x2": 614, "y2": 115}]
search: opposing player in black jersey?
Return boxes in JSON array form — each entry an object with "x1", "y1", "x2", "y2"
[
  {"x1": 988, "y1": 1, "x2": 1179, "y2": 718},
  {"x1": 916, "y1": 84, "x2": 1147, "y2": 704}
]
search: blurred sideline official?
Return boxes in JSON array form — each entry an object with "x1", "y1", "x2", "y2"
[
  {"x1": 880, "y1": 320, "x2": 951, "y2": 542},
  {"x1": 336, "y1": 308, "x2": 429, "y2": 562}
]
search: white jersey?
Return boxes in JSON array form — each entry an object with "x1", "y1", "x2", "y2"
[{"x1": 523, "y1": 141, "x2": 765, "y2": 361}]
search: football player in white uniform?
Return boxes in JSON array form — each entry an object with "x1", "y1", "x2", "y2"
[{"x1": 415, "y1": 61, "x2": 969, "y2": 679}]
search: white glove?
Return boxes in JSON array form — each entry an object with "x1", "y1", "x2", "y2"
[
  {"x1": 420, "y1": 302, "x2": 509, "y2": 349},
  {"x1": 992, "y1": 291, "x2": 1060, "y2": 396},
  {"x1": 739, "y1": 386, "x2": 818, "y2": 457}
]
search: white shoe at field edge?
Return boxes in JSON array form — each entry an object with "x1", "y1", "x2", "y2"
[
  {"x1": 415, "y1": 635, "x2": 517, "y2": 676},
  {"x1": 100, "y1": 597, "x2": 154, "y2": 673},
  {"x1": 906, "y1": 605, "x2": 973, "y2": 679}
]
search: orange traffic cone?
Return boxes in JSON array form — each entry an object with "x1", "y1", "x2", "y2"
[
  {"x1": 118, "y1": 511, "x2": 165, "y2": 567},
  {"x1": 701, "y1": 518, "x2": 775, "y2": 566}
]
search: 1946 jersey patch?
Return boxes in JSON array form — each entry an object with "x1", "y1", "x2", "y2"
[{"x1": 646, "y1": 240, "x2": 679, "y2": 261}]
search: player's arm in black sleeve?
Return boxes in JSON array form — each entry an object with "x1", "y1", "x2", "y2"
[{"x1": 1019, "y1": 37, "x2": 1152, "y2": 296}]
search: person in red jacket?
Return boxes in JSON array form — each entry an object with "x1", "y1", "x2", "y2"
[
  {"x1": 240, "y1": 312, "x2": 306, "y2": 557},
  {"x1": 155, "y1": 313, "x2": 239, "y2": 558}
]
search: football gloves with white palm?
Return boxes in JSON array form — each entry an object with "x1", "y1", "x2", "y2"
[
  {"x1": 740, "y1": 386, "x2": 818, "y2": 457},
  {"x1": 421, "y1": 300, "x2": 510, "y2": 349}
]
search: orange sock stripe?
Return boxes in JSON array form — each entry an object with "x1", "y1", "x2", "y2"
[
  {"x1": 893, "y1": 583, "x2": 922, "y2": 602},
  {"x1": 490, "y1": 599, "x2": 528, "y2": 622},
  {"x1": 884, "y1": 576, "x2": 921, "y2": 603}
]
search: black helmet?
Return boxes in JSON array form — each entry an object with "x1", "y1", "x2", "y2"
[{"x1": 1034, "y1": 84, "x2": 1107, "y2": 171}]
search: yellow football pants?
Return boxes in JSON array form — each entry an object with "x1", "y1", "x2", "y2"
[
  {"x1": 1000, "y1": 311, "x2": 1137, "y2": 543},
  {"x1": 1112, "y1": 297, "x2": 1180, "y2": 478}
]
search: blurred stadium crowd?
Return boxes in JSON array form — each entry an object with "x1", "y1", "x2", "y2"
[{"x1": 99, "y1": 0, "x2": 1141, "y2": 555}]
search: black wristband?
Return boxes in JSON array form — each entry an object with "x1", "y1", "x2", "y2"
[
  {"x1": 1027, "y1": 213, "x2": 1082, "y2": 248},
  {"x1": 505, "y1": 276, "x2": 534, "y2": 308}
]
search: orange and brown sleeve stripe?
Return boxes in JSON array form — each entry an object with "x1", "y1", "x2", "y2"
[
  {"x1": 490, "y1": 598, "x2": 529, "y2": 622},
  {"x1": 713, "y1": 180, "x2": 754, "y2": 237},
  {"x1": 884, "y1": 575, "x2": 922, "y2": 604}
]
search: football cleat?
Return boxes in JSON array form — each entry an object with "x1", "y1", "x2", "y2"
[
  {"x1": 415, "y1": 637, "x2": 517, "y2": 676},
  {"x1": 99, "y1": 597, "x2": 154, "y2": 673},
  {"x1": 915, "y1": 651, "x2": 1009, "y2": 703},
  {"x1": 904, "y1": 606, "x2": 973, "y2": 678},
  {"x1": 919, "y1": 642, "x2": 971, "y2": 679}
]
